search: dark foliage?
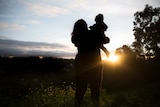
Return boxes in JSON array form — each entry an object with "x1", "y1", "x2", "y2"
[
  {"x1": 132, "y1": 4, "x2": 160, "y2": 59},
  {"x1": 103, "y1": 52, "x2": 160, "y2": 91},
  {"x1": 0, "y1": 56, "x2": 73, "y2": 73}
]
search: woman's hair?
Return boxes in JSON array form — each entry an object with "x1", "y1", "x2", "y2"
[
  {"x1": 72, "y1": 19, "x2": 88, "y2": 36},
  {"x1": 71, "y1": 19, "x2": 88, "y2": 47}
]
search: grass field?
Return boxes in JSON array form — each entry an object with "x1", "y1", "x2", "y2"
[
  {"x1": 0, "y1": 72, "x2": 160, "y2": 107},
  {"x1": 0, "y1": 57, "x2": 160, "y2": 107}
]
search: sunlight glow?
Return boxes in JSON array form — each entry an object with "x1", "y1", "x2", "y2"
[{"x1": 107, "y1": 54, "x2": 119, "y2": 63}]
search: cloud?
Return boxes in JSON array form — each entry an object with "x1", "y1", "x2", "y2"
[
  {"x1": 0, "y1": 39, "x2": 75, "y2": 58},
  {"x1": 30, "y1": 20, "x2": 41, "y2": 24},
  {"x1": 19, "y1": 0, "x2": 91, "y2": 17},
  {"x1": 105, "y1": 0, "x2": 160, "y2": 15},
  {"x1": 16, "y1": 0, "x2": 70, "y2": 17},
  {"x1": 69, "y1": 0, "x2": 89, "y2": 9},
  {"x1": 29, "y1": 4, "x2": 69, "y2": 17},
  {"x1": 0, "y1": 22, "x2": 26, "y2": 31},
  {"x1": 0, "y1": 35, "x2": 10, "y2": 39}
]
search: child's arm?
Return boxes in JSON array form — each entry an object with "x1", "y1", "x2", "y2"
[{"x1": 100, "y1": 45, "x2": 110, "y2": 57}]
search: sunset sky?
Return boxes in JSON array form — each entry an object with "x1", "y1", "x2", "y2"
[{"x1": 0, "y1": 0, "x2": 159, "y2": 58}]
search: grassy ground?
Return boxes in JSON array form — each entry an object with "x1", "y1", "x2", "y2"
[
  {"x1": 0, "y1": 67, "x2": 160, "y2": 107},
  {"x1": 1, "y1": 57, "x2": 160, "y2": 106},
  {"x1": 0, "y1": 80, "x2": 160, "y2": 107}
]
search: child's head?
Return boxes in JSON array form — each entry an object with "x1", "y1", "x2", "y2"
[{"x1": 95, "y1": 14, "x2": 104, "y2": 23}]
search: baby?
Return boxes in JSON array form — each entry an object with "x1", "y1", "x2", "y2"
[{"x1": 90, "y1": 14, "x2": 110, "y2": 57}]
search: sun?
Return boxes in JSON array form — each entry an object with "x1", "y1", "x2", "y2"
[
  {"x1": 107, "y1": 54, "x2": 119, "y2": 62},
  {"x1": 101, "y1": 51, "x2": 120, "y2": 63},
  {"x1": 102, "y1": 53, "x2": 120, "y2": 63}
]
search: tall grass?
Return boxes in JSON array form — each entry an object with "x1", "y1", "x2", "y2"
[
  {"x1": 21, "y1": 82, "x2": 113, "y2": 107},
  {"x1": 22, "y1": 83, "x2": 74, "y2": 107},
  {"x1": 0, "y1": 81, "x2": 159, "y2": 107},
  {"x1": 20, "y1": 82, "x2": 160, "y2": 107}
]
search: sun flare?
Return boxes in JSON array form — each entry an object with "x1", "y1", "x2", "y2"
[
  {"x1": 107, "y1": 55, "x2": 119, "y2": 62},
  {"x1": 101, "y1": 51, "x2": 120, "y2": 63}
]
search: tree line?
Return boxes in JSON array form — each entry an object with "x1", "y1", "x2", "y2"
[{"x1": 0, "y1": 56, "x2": 74, "y2": 73}]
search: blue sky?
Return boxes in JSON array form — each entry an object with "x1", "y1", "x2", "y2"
[{"x1": 0, "y1": 0, "x2": 159, "y2": 58}]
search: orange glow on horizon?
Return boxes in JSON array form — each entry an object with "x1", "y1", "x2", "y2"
[
  {"x1": 107, "y1": 55, "x2": 119, "y2": 62},
  {"x1": 102, "y1": 52, "x2": 120, "y2": 64},
  {"x1": 107, "y1": 54, "x2": 119, "y2": 62}
]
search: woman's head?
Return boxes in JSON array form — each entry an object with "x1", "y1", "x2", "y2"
[{"x1": 72, "y1": 19, "x2": 88, "y2": 36}]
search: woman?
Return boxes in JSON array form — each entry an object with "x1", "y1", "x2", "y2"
[{"x1": 71, "y1": 19, "x2": 103, "y2": 107}]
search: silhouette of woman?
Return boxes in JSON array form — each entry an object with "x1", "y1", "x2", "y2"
[{"x1": 71, "y1": 19, "x2": 102, "y2": 107}]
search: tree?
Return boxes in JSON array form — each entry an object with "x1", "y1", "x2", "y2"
[
  {"x1": 115, "y1": 45, "x2": 135, "y2": 60},
  {"x1": 132, "y1": 4, "x2": 160, "y2": 59}
]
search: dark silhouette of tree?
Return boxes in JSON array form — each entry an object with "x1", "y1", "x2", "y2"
[
  {"x1": 132, "y1": 4, "x2": 160, "y2": 59},
  {"x1": 116, "y1": 45, "x2": 134, "y2": 56},
  {"x1": 115, "y1": 45, "x2": 136, "y2": 62}
]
